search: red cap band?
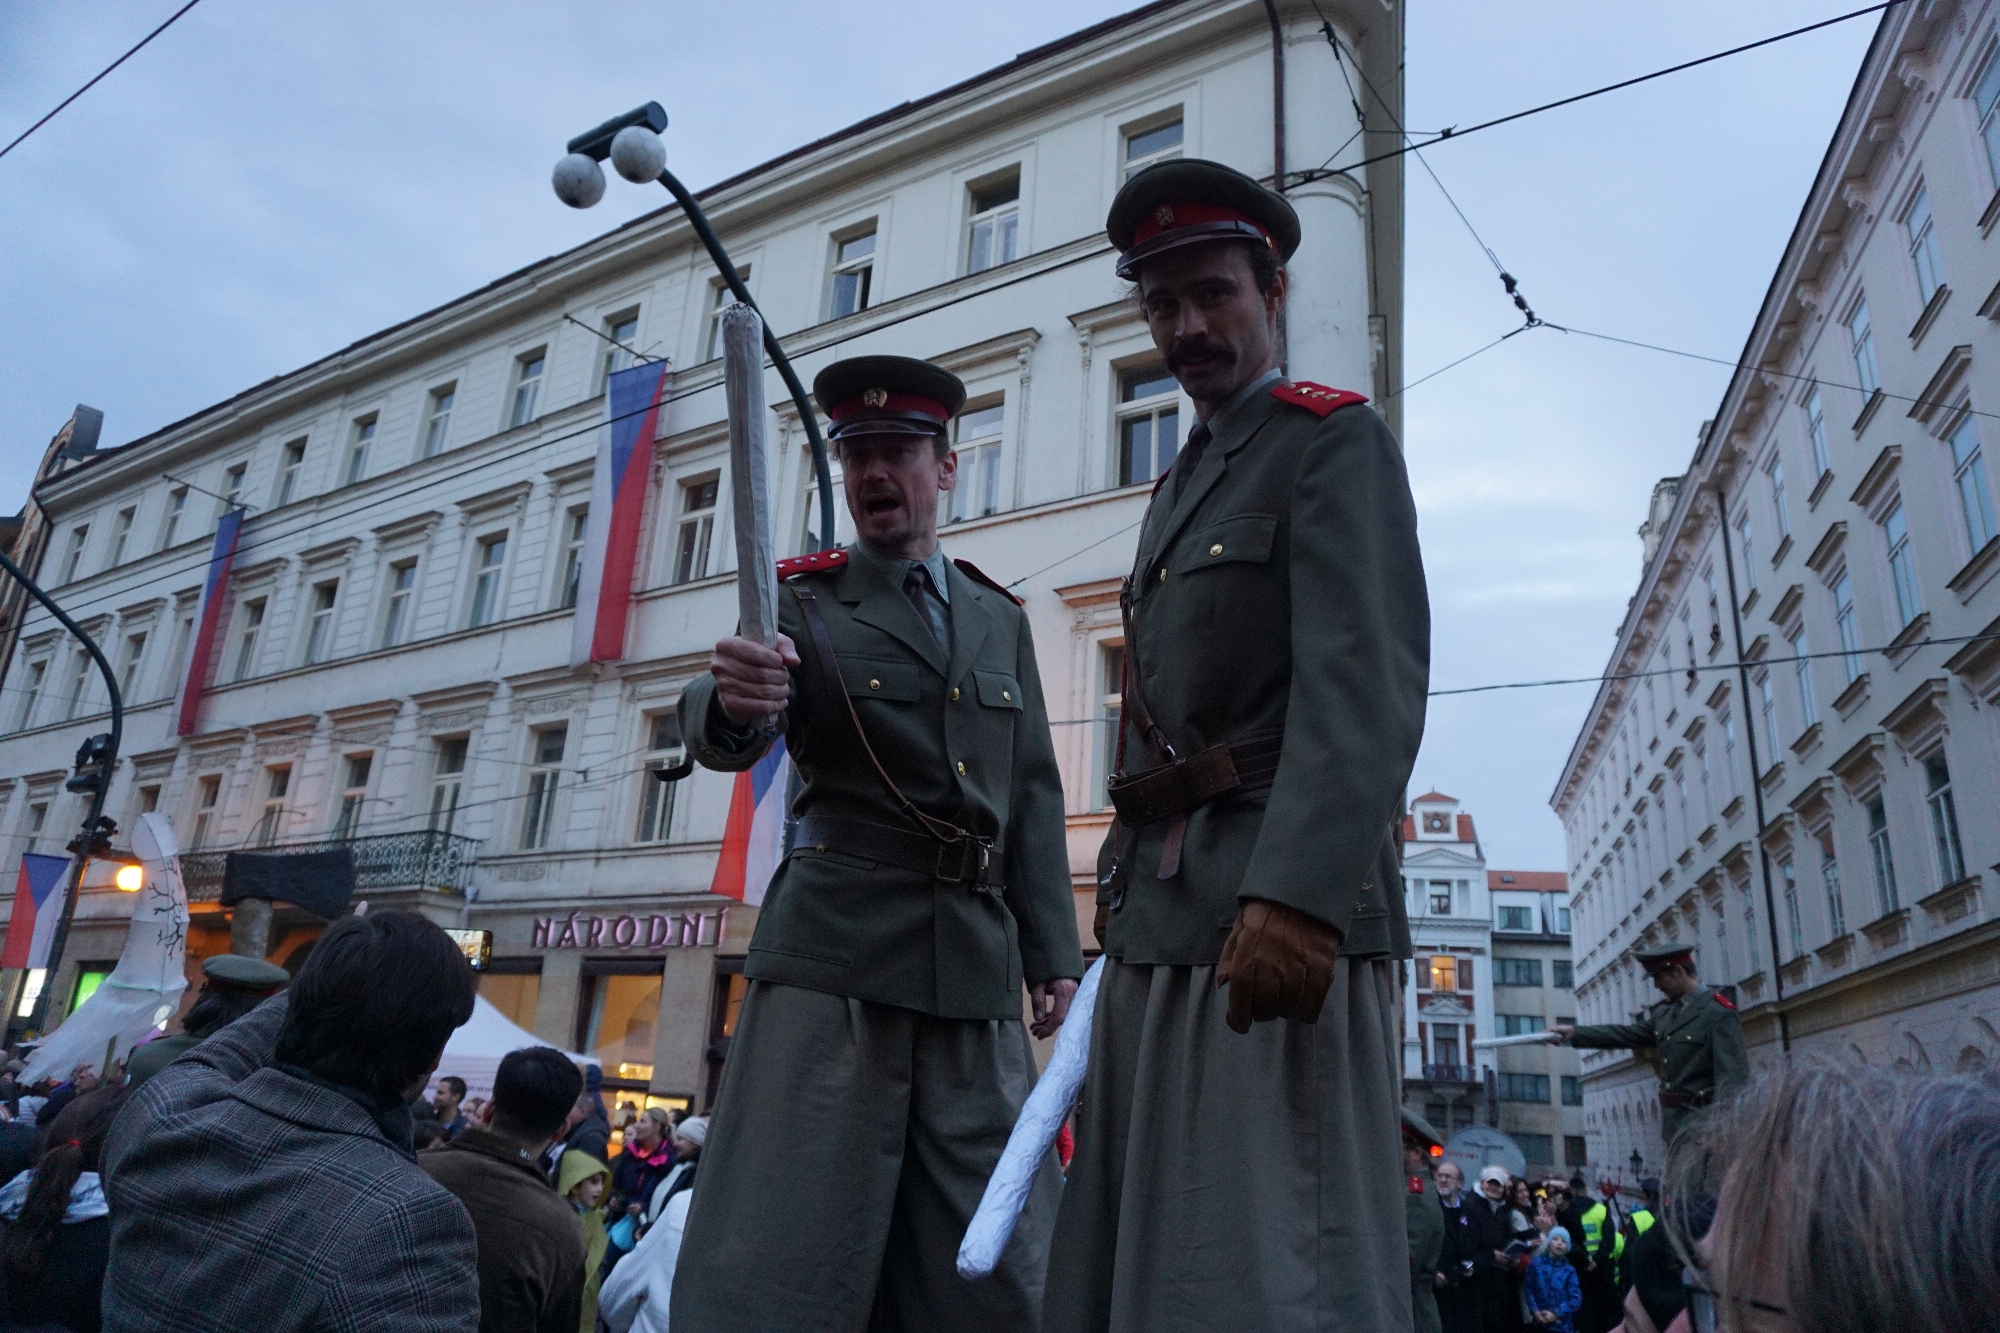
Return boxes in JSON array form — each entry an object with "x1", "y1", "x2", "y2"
[
  {"x1": 1130, "y1": 203, "x2": 1273, "y2": 249},
  {"x1": 826, "y1": 391, "x2": 950, "y2": 427}
]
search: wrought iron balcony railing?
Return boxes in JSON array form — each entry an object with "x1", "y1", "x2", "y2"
[
  {"x1": 180, "y1": 829, "x2": 479, "y2": 903},
  {"x1": 1419, "y1": 1063, "x2": 1480, "y2": 1084}
]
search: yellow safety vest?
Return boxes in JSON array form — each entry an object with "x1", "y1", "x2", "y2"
[
  {"x1": 1631, "y1": 1207, "x2": 1656, "y2": 1236},
  {"x1": 1580, "y1": 1202, "x2": 1625, "y2": 1268}
]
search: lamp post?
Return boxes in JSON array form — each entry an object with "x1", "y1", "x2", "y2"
[
  {"x1": 553, "y1": 102, "x2": 837, "y2": 553},
  {"x1": 1629, "y1": 1148, "x2": 1643, "y2": 1180}
]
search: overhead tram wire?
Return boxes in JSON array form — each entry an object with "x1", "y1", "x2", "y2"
[{"x1": 0, "y1": 0, "x2": 205, "y2": 161}]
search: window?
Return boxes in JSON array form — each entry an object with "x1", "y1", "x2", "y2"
[
  {"x1": 1497, "y1": 905, "x2": 1534, "y2": 932},
  {"x1": 254, "y1": 766, "x2": 290, "y2": 847},
  {"x1": 1768, "y1": 458, "x2": 1790, "y2": 540},
  {"x1": 705, "y1": 274, "x2": 746, "y2": 361},
  {"x1": 1497, "y1": 1014, "x2": 1542, "y2": 1036},
  {"x1": 1757, "y1": 673, "x2": 1778, "y2": 766},
  {"x1": 58, "y1": 526, "x2": 88, "y2": 584},
  {"x1": 1721, "y1": 713, "x2": 1741, "y2": 797},
  {"x1": 13, "y1": 661, "x2": 45, "y2": 731},
  {"x1": 1565, "y1": 1135, "x2": 1589, "y2": 1167},
  {"x1": 429, "y1": 737, "x2": 468, "y2": 836},
  {"x1": 303, "y1": 581, "x2": 338, "y2": 665},
  {"x1": 221, "y1": 463, "x2": 247, "y2": 515},
  {"x1": 1680, "y1": 606, "x2": 1696, "y2": 683},
  {"x1": 381, "y1": 560, "x2": 416, "y2": 648},
  {"x1": 345, "y1": 418, "x2": 376, "y2": 485},
  {"x1": 159, "y1": 487, "x2": 187, "y2": 550},
  {"x1": 1716, "y1": 894, "x2": 1733, "y2": 977},
  {"x1": 1867, "y1": 793, "x2": 1899, "y2": 915},
  {"x1": 1905, "y1": 184, "x2": 1943, "y2": 306},
  {"x1": 1497, "y1": 1073, "x2": 1552, "y2": 1103},
  {"x1": 232, "y1": 599, "x2": 265, "y2": 680},
  {"x1": 1741, "y1": 882, "x2": 1760, "y2": 973},
  {"x1": 165, "y1": 613, "x2": 191, "y2": 700},
  {"x1": 830, "y1": 228, "x2": 875, "y2": 317},
  {"x1": 521, "y1": 725, "x2": 566, "y2": 849},
  {"x1": 1426, "y1": 956, "x2": 1460, "y2": 993},
  {"x1": 1430, "y1": 1023, "x2": 1461, "y2": 1068},
  {"x1": 469, "y1": 534, "x2": 507, "y2": 627},
  {"x1": 1789, "y1": 626, "x2": 1816, "y2": 727},
  {"x1": 966, "y1": 177, "x2": 1019, "y2": 274},
  {"x1": 1117, "y1": 364, "x2": 1180, "y2": 486},
  {"x1": 1557, "y1": 906, "x2": 1572, "y2": 933},
  {"x1": 1804, "y1": 389, "x2": 1830, "y2": 476},
  {"x1": 62, "y1": 651, "x2": 91, "y2": 720},
  {"x1": 599, "y1": 313, "x2": 639, "y2": 391},
  {"x1": 949, "y1": 400, "x2": 1005, "y2": 523},
  {"x1": 1946, "y1": 413, "x2": 1997, "y2": 553},
  {"x1": 1561, "y1": 1076, "x2": 1584, "y2": 1107},
  {"x1": 1883, "y1": 503, "x2": 1921, "y2": 628},
  {"x1": 24, "y1": 803, "x2": 47, "y2": 854},
  {"x1": 332, "y1": 754, "x2": 371, "y2": 840},
  {"x1": 510, "y1": 352, "x2": 545, "y2": 428},
  {"x1": 1780, "y1": 856, "x2": 1803, "y2": 957},
  {"x1": 579, "y1": 969, "x2": 662, "y2": 1078},
  {"x1": 1124, "y1": 115, "x2": 1183, "y2": 178},
  {"x1": 108, "y1": 508, "x2": 135, "y2": 567},
  {"x1": 1832, "y1": 571, "x2": 1862, "y2": 682},
  {"x1": 1847, "y1": 297, "x2": 1881, "y2": 397},
  {"x1": 673, "y1": 479, "x2": 719, "y2": 583},
  {"x1": 1553, "y1": 959, "x2": 1575, "y2": 989},
  {"x1": 118, "y1": 632, "x2": 146, "y2": 701},
  {"x1": 1923, "y1": 752, "x2": 1966, "y2": 886},
  {"x1": 1095, "y1": 644, "x2": 1123, "y2": 808},
  {"x1": 1735, "y1": 512, "x2": 1756, "y2": 593},
  {"x1": 189, "y1": 775, "x2": 220, "y2": 850},
  {"x1": 276, "y1": 438, "x2": 306, "y2": 504},
  {"x1": 422, "y1": 385, "x2": 455, "y2": 459},
  {"x1": 558, "y1": 508, "x2": 588, "y2": 609},
  {"x1": 1428, "y1": 882, "x2": 1453, "y2": 916},
  {"x1": 1494, "y1": 958, "x2": 1543, "y2": 987},
  {"x1": 1817, "y1": 823, "x2": 1845, "y2": 937},
  {"x1": 136, "y1": 785, "x2": 159, "y2": 815},
  {"x1": 801, "y1": 460, "x2": 855, "y2": 553},
  {"x1": 636, "y1": 713, "x2": 682, "y2": 843}
]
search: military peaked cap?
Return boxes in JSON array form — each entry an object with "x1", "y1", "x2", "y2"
[
  {"x1": 1106, "y1": 158, "x2": 1301, "y2": 280},
  {"x1": 812, "y1": 355, "x2": 966, "y2": 441},
  {"x1": 1634, "y1": 944, "x2": 1696, "y2": 971},
  {"x1": 1400, "y1": 1107, "x2": 1445, "y2": 1153},
  {"x1": 201, "y1": 952, "x2": 290, "y2": 992}
]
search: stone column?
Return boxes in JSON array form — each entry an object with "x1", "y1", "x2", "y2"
[
  {"x1": 649, "y1": 944, "x2": 715, "y2": 1103},
  {"x1": 535, "y1": 950, "x2": 583, "y2": 1050}
]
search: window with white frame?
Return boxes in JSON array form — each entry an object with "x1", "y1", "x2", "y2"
[
  {"x1": 254, "y1": 765, "x2": 290, "y2": 847},
  {"x1": 332, "y1": 754, "x2": 371, "y2": 839},
  {"x1": 1734, "y1": 511, "x2": 1756, "y2": 594},
  {"x1": 345, "y1": 418, "x2": 376, "y2": 485},
  {"x1": 1768, "y1": 457, "x2": 1790, "y2": 540},
  {"x1": 599, "y1": 312, "x2": 639, "y2": 391},
  {"x1": 1755, "y1": 672, "x2": 1777, "y2": 766},
  {"x1": 276, "y1": 438, "x2": 306, "y2": 505},
  {"x1": 1977, "y1": 46, "x2": 2000, "y2": 183},
  {"x1": 1847, "y1": 296, "x2": 1881, "y2": 397},
  {"x1": 221, "y1": 463, "x2": 247, "y2": 515},
  {"x1": 1780, "y1": 856, "x2": 1803, "y2": 957},
  {"x1": 159, "y1": 487, "x2": 187, "y2": 551},
  {"x1": 705, "y1": 274, "x2": 747, "y2": 361},
  {"x1": 636, "y1": 712, "x2": 682, "y2": 843},
  {"x1": 1882, "y1": 502, "x2": 1921, "y2": 628},
  {"x1": 1788, "y1": 624, "x2": 1816, "y2": 728},
  {"x1": 949, "y1": 400, "x2": 1004, "y2": 523},
  {"x1": 108, "y1": 508, "x2": 135, "y2": 567},
  {"x1": 1740, "y1": 881, "x2": 1759, "y2": 973},
  {"x1": 830, "y1": 228, "x2": 876, "y2": 317},
  {"x1": 1945, "y1": 411, "x2": 1997, "y2": 554},
  {"x1": 558, "y1": 507, "x2": 588, "y2": 609},
  {"x1": 673, "y1": 479, "x2": 719, "y2": 584},
  {"x1": 62, "y1": 650, "x2": 91, "y2": 720},
  {"x1": 966, "y1": 177, "x2": 1019, "y2": 274},
  {"x1": 429, "y1": 737, "x2": 468, "y2": 835},
  {"x1": 1923, "y1": 751, "x2": 1966, "y2": 886},
  {"x1": 1680, "y1": 605, "x2": 1696, "y2": 684},
  {"x1": 801, "y1": 461, "x2": 855, "y2": 553},
  {"x1": 23, "y1": 801, "x2": 48, "y2": 856},
  {"x1": 1804, "y1": 388, "x2": 1830, "y2": 476},
  {"x1": 1123, "y1": 114, "x2": 1183, "y2": 179},
  {"x1": 58, "y1": 526, "x2": 88, "y2": 584},
  {"x1": 1117, "y1": 364, "x2": 1180, "y2": 486},
  {"x1": 381, "y1": 559, "x2": 416, "y2": 648},
  {"x1": 469, "y1": 534, "x2": 508, "y2": 627},
  {"x1": 1719, "y1": 711, "x2": 1741, "y2": 797},
  {"x1": 421, "y1": 385, "x2": 455, "y2": 459},
  {"x1": 520, "y1": 724, "x2": 566, "y2": 850},
  {"x1": 303, "y1": 581, "x2": 338, "y2": 665},
  {"x1": 510, "y1": 351, "x2": 546, "y2": 428},
  {"x1": 1904, "y1": 183, "x2": 1943, "y2": 307},
  {"x1": 1715, "y1": 890, "x2": 1732, "y2": 976},
  {"x1": 13, "y1": 661, "x2": 45, "y2": 731},
  {"x1": 189, "y1": 775, "x2": 220, "y2": 849},
  {"x1": 164, "y1": 612, "x2": 192, "y2": 700},
  {"x1": 232, "y1": 598, "x2": 265, "y2": 681},
  {"x1": 118, "y1": 632, "x2": 146, "y2": 702},
  {"x1": 1832, "y1": 570, "x2": 1862, "y2": 682},
  {"x1": 1095, "y1": 643, "x2": 1123, "y2": 808},
  {"x1": 1816, "y1": 823, "x2": 1845, "y2": 937},
  {"x1": 1866, "y1": 792, "x2": 1899, "y2": 914}
]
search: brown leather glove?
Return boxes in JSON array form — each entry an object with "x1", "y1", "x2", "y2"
[
  {"x1": 1216, "y1": 898, "x2": 1341, "y2": 1034},
  {"x1": 1093, "y1": 903, "x2": 1109, "y2": 949}
]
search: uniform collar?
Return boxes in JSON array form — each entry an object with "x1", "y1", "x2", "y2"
[
  {"x1": 852, "y1": 540, "x2": 951, "y2": 605},
  {"x1": 1202, "y1": 366, "x2": 1282, "y2": 441}
]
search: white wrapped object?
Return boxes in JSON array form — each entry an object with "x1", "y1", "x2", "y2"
[
  {"x1": 22, "y1": 813, "x2": 189, "y2": 1084},
  {"x1": 957, "y1": 955, "x2": 1104, "y2": 1279},
  {"x1": 1470, "y1": 1032, "x2": 1561, "y2": 1051}
]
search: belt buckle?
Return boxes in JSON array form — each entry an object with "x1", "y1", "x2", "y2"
[{"x1": 936, "y1": 839, "x2": 971, "y2": 883}]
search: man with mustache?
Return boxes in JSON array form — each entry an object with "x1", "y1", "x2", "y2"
[
  {"x1": 1043, "y1": 159, "x2": 1430, "y2": 1332},
  {"x1": 671, "y1": 355, "x2": 1083, "y2": 1332}
]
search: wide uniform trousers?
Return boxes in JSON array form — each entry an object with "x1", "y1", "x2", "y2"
[
  {"x1": 669, "y1": 979, "x2": 1058, "y2": 1333},
  {"x1": 1042, "y1": 956, "x2": 1411, "y2": 1333}
]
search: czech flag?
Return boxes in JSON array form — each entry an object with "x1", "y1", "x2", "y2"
[
  {"x1": 709, "y1": 739, "x2": 792, "y2": 907},
  {"x1": 1, "y1": 853, "x2": 72, "y2": 971},
  {"x1": 175, "y1": 508, "x2": 244, "y2": 736},
  {"x1": 571, "y1": 358, "x2": 673, "y2": 666}
]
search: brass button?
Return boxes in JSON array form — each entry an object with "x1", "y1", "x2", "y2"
[
  {"x1": 951, "y1": 687, "x2": 961, "y2": 701},
  {"x1": 1210, "y1": 543, "x2": 1223, "y2": 556},
  {"x1": 869, "y1": 679, "x2": 881, "y2": 691},
  {"x1": 1158, "y1": 568, "x2": 1167, "y2": 583},
  {"x1": 1002, "y1": 690, "x2": 1012, "y2": 701},
  {"x1": 956, "y1": 761, "x2": 967, "y2": 775}
]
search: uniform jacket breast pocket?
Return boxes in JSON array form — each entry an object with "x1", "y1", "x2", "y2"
[
  {"x1": 838, "y1": 657, "x2": 921, "y2": 702},
  {"x1": 972, "y1": 670, "x2": 1023, "y2": 711},
  {"x1": 1171, "y1": 514, "x2": 1278, "y2": 575}
]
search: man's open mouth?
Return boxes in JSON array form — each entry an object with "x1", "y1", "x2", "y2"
[{"x1": 863, "y1": 494, "x2": 901, "y2": 516}]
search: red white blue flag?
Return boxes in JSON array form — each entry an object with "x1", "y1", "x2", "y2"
[
  {"x1": 709, "y1": 738, "x2": 791, "y2": 907},
  {"x1": 1, "y1": 853, "x2": 72, "y2": 970},
  {"x1": 175, "y1": 508, "x2": 244, "y2": 736},
  {"x1": 571, "y1": 359, "x2": 673, "y2": 666}
]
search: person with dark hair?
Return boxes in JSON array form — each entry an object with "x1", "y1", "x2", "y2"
[
  {"x1": 126, "y1": 955, "x2": 289, "y2": 1090},
  {"x1": 431, "y1": 1075, "x2": 470, "y2": 1140},
  {"x1": 0, "y1": 1084, "x2": 125, "y2": 1330},
  {"x1": 421, "y1": 1046, "x2": 586, "y2": 1333},
  {"x1": 101, "y1": 910, "x2": 480, "y2": 1332}
]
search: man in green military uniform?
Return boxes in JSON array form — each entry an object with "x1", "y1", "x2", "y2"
[
  {"x1": 1552, "y1": 946, "x2": 1749, "y2": 1145},
  {"x1": 1043, "y1": 159, "x2": 1430, "y2": 1332},
  {"x1": 124, "y1": 954, "x2": 289, "y2": 1090},
  {"x1": 671, "y1": 354, "x2": 1083, "y2": 1332},
  {"x1": 1404, "y1": 1110, "x2": 1447, "y2": 1333}
]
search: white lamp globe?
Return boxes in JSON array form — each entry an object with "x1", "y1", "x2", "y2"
[
  {"x1": 610, "y1": 126, "x2": 667, "y2": 184},
  {"x1": 552, "y1": 153, "x2": 607, "y2": 209}
]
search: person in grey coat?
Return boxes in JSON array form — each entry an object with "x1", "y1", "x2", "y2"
[{"x1": 100, "y1": 911, "x2": 481, "y2": 1332}]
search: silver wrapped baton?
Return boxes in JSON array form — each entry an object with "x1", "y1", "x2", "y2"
[
  {"x1": 721, "y1": 303, "x2": 779, "y2": 731},
  {"x1": 1471, "y1": 1032, "x2": 1562, "y2": 1050}
]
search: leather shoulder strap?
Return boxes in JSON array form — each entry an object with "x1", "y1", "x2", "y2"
[{"x1": 951, "y1": 558, "x2": 1022, "y2": 606}]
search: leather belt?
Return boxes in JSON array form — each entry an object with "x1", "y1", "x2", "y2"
[
  {"x1": 1106, "y1": 732, "x2": 1284, "y2": 828},
  {"x1": 794, "y1": 815, "x2": 1004, "y2": 889}
]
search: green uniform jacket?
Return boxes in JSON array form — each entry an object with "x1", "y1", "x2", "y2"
[
  {"x1": 1569, "y1": 987, "x2": 1749, "y2": 1138},
  {"x1": 1407, "y1": 1172, "x2": 1445, "y2": 1333},
  {"x1": 680, "y1": 547, "x2": 1083, "y2": 1020},
  {"x1": 1099, "y1": 386, "x2": 1428, "y2": 962}
]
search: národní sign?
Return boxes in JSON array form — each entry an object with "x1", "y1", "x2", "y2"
[{"x1": 531, "y1": 907, "x2": 728, "y2": 951}]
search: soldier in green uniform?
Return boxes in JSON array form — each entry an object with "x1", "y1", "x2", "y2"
[
  {"x1": 124, "y1": 954, "x2": 289, "y2": 1090},
  {"x1": 670, "y1": 355, "x2": 1084, "y2": 1333},
  {"x1": 1043, "y1": 159, "x2": 1430, "y2": 1332},
  {"x1": 1404, "y1": 1110, "x2": 1448, "y2": 1333},
  {"x1": 1552, "y1": 945, "x2": 1749, "y2": 1145}
]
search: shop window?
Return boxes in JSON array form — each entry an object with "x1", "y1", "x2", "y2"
[
  {"x1": 479, "y1": 959, "x2": 542, "y2": 1031},
  {"x1": 578, "y1": 961, "x2": 663, "y2": 1086}
]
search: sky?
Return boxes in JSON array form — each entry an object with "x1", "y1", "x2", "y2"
[{"x1": 0, "y1": 0, "x2": 1880, "y2": 869}]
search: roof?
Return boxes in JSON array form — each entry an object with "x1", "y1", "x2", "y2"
[
  {"x1": 1399, "y1": 812, "x2": 1478, "y2": 843},
  {"x1": 1488, "y1": 870, "x2": 1567, "y2": 893},
  {"x1": 1411, "y1": 791, "x2": 1458, "y2": 804}
]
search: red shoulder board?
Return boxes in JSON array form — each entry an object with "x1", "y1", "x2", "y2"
[
  {"x1": 1712, "y1": 990, "x2": 1736, "y2": 1010},
  {"x1": 777, "y1": 549, "x2": 849, "y2": 579},
  {"x1": 1270, "y1": 380, "x2": 1369, "y2": 417},
  {"x1": 1408, "y1": 1175, "x2": 1426, "y2": 1196},
  {"x1": 953, "y1": 558, "x2": 1023, "y2": 605}
]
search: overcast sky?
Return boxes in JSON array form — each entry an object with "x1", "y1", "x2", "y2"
[{"x1": 0, "y1": 1, "x2": 1878, "y2": 869}]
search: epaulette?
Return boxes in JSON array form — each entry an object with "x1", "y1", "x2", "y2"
[
  {"x1": 1711, "y1": 989, "x2": 1736, "y2": 1011},
  {"x1": 1407, "y1": 1175, "x2": 1426, "y2": 1196},
  {"x1": 953, "y1": 558, "x2": 1023, "y2": 605},
  {"x1": 1270, "y1": 380, "x2": 1369, "y2": 417},
  {"x1": 777, "y1": 549, "x2": 848, "y2": 579}
]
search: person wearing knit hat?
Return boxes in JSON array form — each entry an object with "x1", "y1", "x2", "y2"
[{"x1": 1525, "y1": 1224, "x2": 1583, "y2": 1331}]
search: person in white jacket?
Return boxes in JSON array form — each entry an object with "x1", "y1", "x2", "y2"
[{"x1": 601, "y1": 1117, "x2": 706, "y2": 1333}]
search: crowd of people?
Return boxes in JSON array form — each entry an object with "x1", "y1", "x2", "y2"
[{"x1": 1426, "y1": 1160, "x2": 1636, "y2": 1333}]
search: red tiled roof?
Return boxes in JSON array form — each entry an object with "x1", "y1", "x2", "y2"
[
  {"x1": 1456, "y1": 814, "x2": 1475, "y2": 843},
  {"x1": 1400, "y1": 815, "x2": 1415, "y2": 841},
  {"x1": 1487, "y1": 870, "x2": 1568, "y2": 892},
  {"x1": 1411, "y1": 791, "x2": 1457, "y2": 804}
]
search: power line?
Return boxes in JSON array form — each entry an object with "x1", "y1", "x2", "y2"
[
  {"x1": 1381, "y1": 325, "x2": 1533, "y2": 401},
  {"x1": 0, "y1": 0, "x2": 205, "y2": 162}
]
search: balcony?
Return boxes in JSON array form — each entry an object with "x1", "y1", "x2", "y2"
[
  {"x1": 181, "y1": 829, "x2": 480, "y2": 904},
  {"x1": 1419, "y1": 1063, "x2": 1481, "y2": 1085}
]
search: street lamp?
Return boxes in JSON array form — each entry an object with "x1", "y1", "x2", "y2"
[
  {"x1": 553, "y1": 102, "x2": 837, "y2": 553},
  {"x1": 1629, "y1": 1148, "x2": 1644, "y2": 1179}
]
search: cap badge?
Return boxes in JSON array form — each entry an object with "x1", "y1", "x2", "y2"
[
  {"x1": 1154, "y1": 204, "x2": 1176, "y2": 227},
  {"x1": 862, "y1": 388, "x2": 889, "y2": 407}
]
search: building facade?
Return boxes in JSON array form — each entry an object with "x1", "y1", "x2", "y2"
[
  {"x1": 1554, "y1": 0, "x2": 2000, "y2": 1178},
  {"x1": 0, "y1": 0, "x2": 1406, "y2": 1112}
]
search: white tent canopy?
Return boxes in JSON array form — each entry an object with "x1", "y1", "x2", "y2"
[{"x1": 433, "y1": 994, "x2": 597, "y2": 1104}]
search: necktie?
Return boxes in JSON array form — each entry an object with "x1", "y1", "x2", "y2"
[
  {"x1": 903, "y1": 564, "x2": 947, "y2": 648},
  {"x1": 1172, "y1": 420, "x2": 1213, "y2": 504}
]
